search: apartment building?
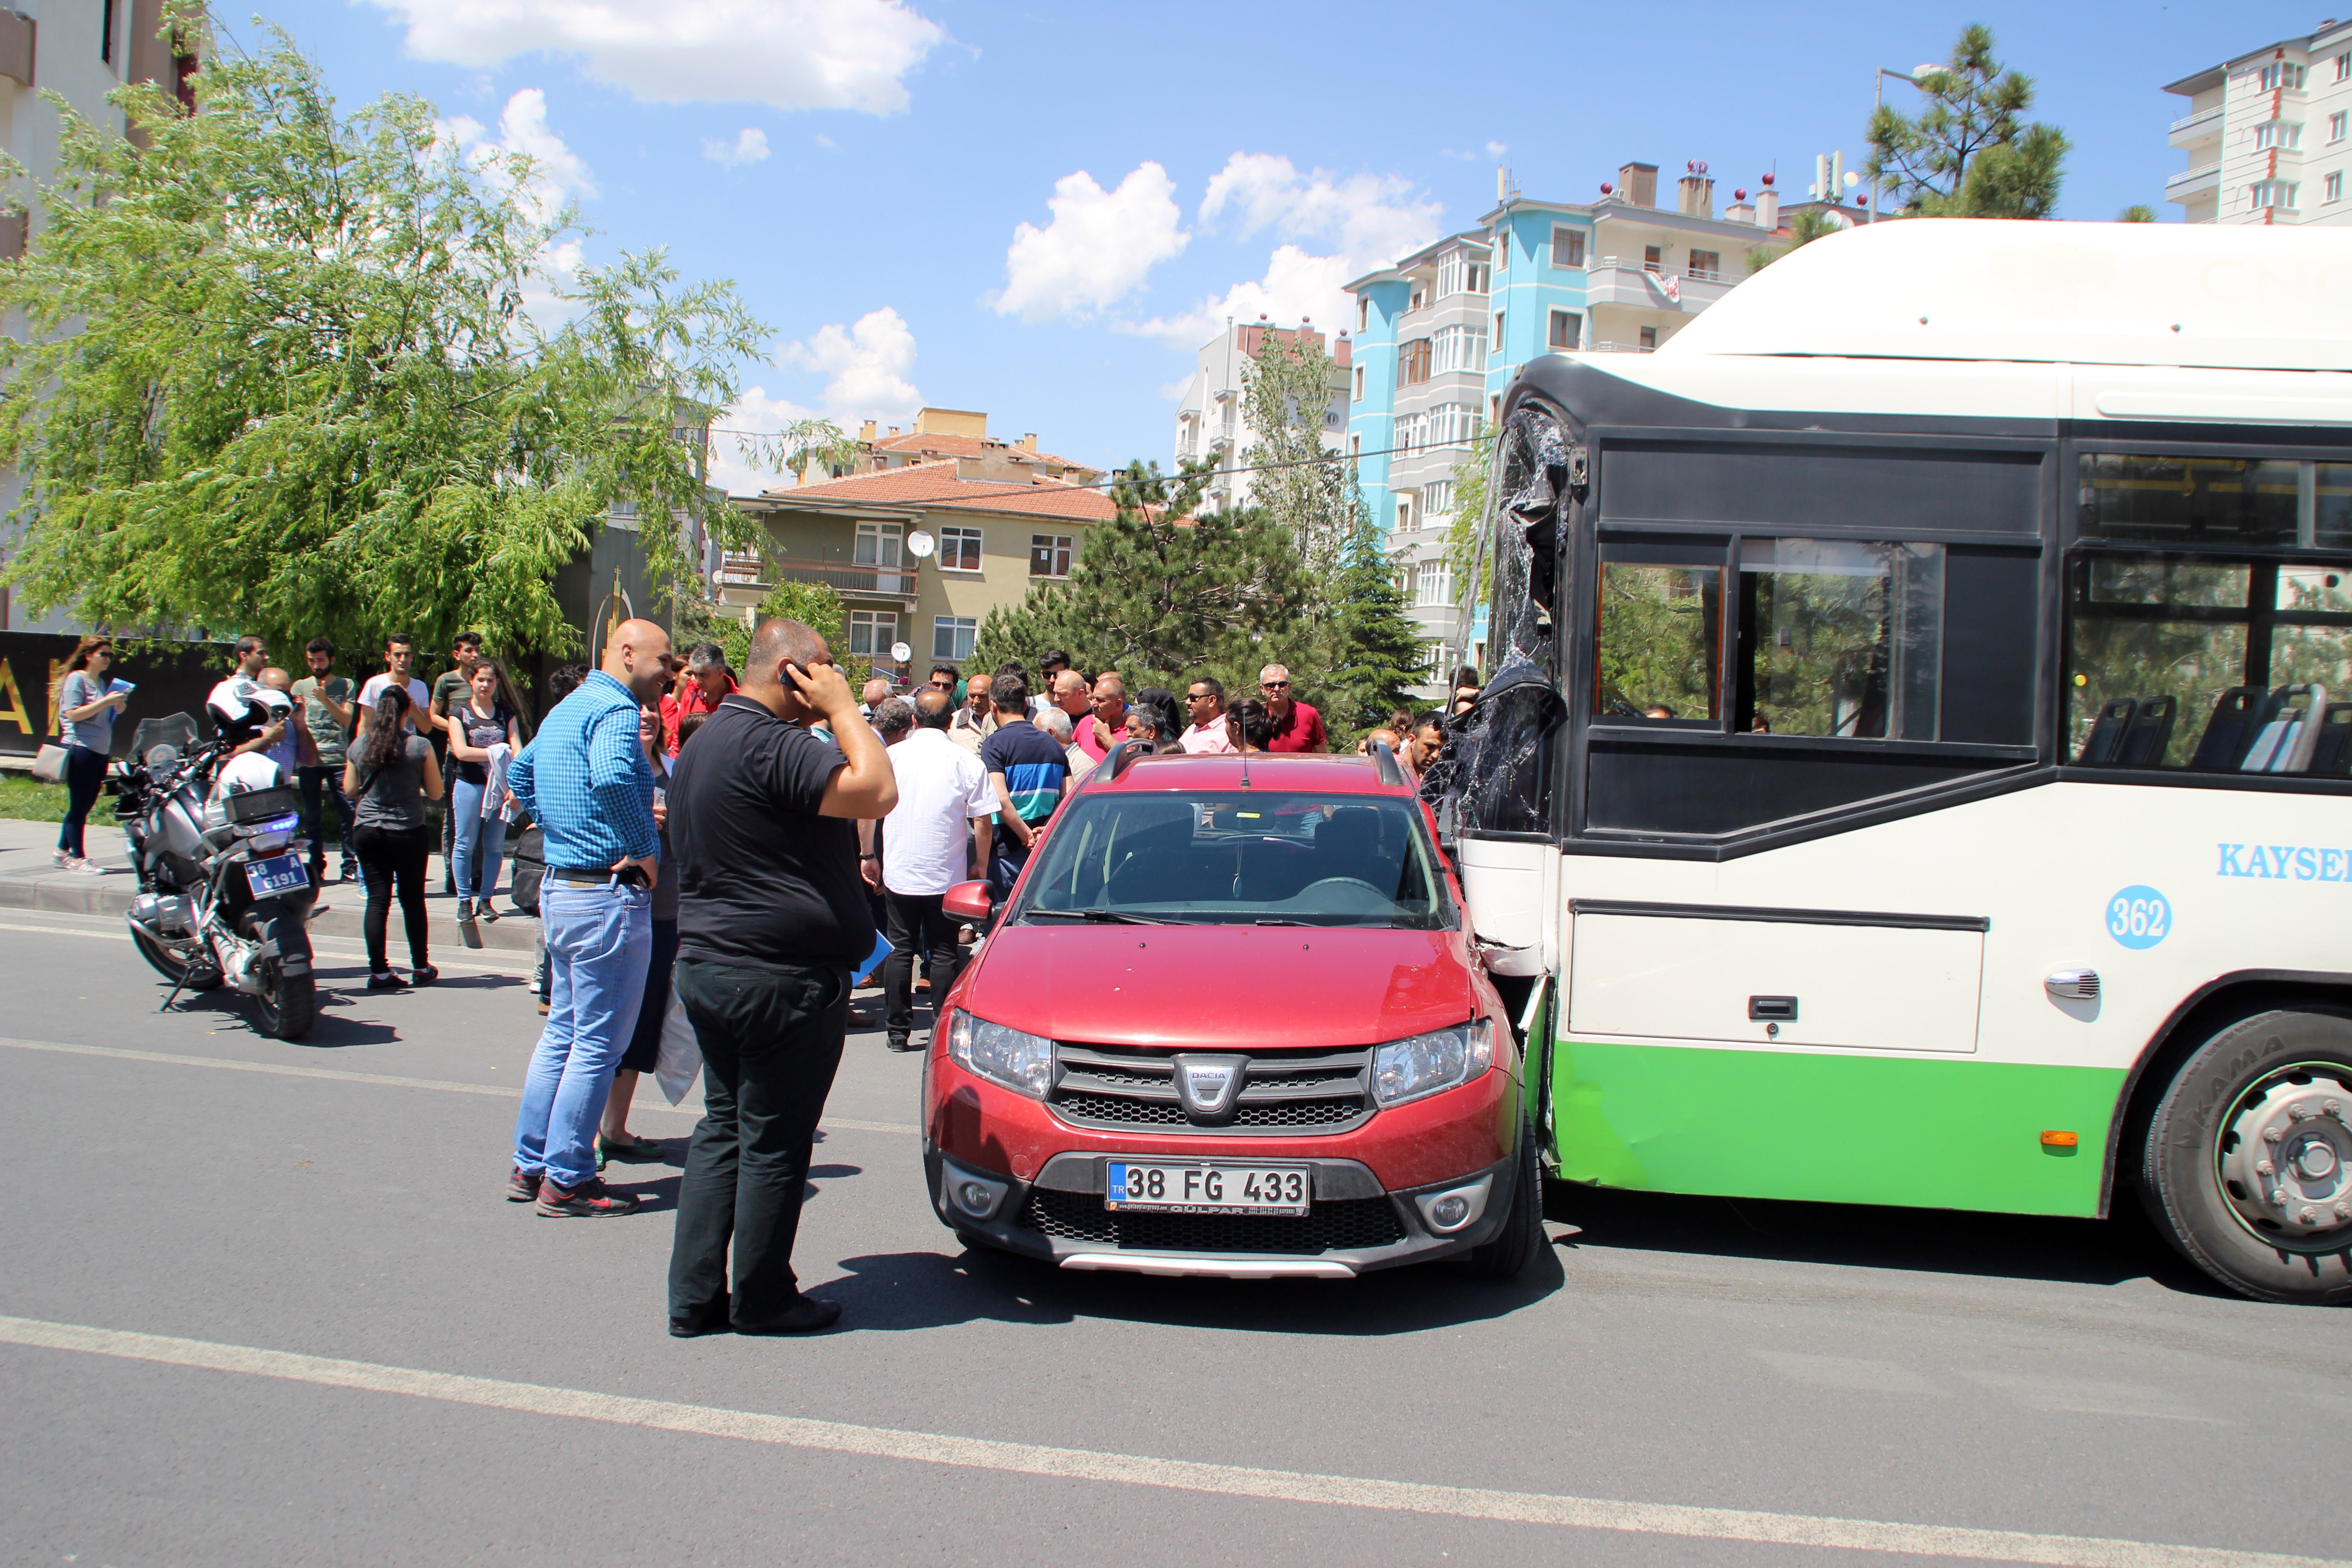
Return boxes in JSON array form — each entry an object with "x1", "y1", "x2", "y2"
[
  {"x1": 0, "y1": 0, "x2": 202, "y2": 632},
  {"x1": 1346, "y1": 161, "x2": 1785, "y2": 676},
  {"x1": 725, "y1": 408, "x2": 1112, "y2": 686},
  {"x1": 2166, "y1": 18, "x2": 2352, "y2": 224},
  {"x1": 1171, "y1": 320, "x2": 1349, "y2": 512}
]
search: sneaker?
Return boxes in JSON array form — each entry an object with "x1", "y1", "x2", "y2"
[
  {"x1": 536, "y1": 1176, "x2": 638, "y2": 1217},
  {"x1": 340, "y1": 862, "x2": 360, "y2": 885},
  {"x1": 410, "y1": 965, "x2": 438, "y2": 987},
  {"x1": 537, "y1": 998, "x2": 551, "y2": 1017},
  {"x1": 366, "y1": 970, "x2": 409, "y2": 991},
  {"x1": 69, "y1": 858, "x2": 104, "y2": 876},
  {"x1": 477, "y1": 903, "x2": 500, "y2": 923},
  {"x1": 506, "y1": 1165, "x2": 539, "y2": 1202},
  {"x1": 455, "y1": 898, "x2": 475, "y2": 923},
  {"x1": 51, "y1": 849, "x2": 73, "y2": 868},
  {"x1": 886, "y1": 1034, "x2": 916, "y2": 1053}
]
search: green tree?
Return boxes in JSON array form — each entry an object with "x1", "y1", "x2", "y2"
[
  {"x1": 0, "y1": 16, "x2": 769, "y2": 663},
  {"x1": 1865, "y1": 24, "x2": 2069, "y2": 220},
  {"x1": 2118, "y1": 204, "x2": 2158, "y2": 223},
  {"x1": 1238, "y1": 330, "x2": 1356, "y2": 573},
  {"x1": 736, "y1": 417, "x2": 860, "y2": 486},
  {"x1": 1312, "y1": 512, "x2": 1426, "y2": 735},
  {"x1": 704, "y1": 579, "x2": 861, "y2": 686},
  {"x1": 1442, "y1": 423, "x2": 1497, "y2": 620},
  {"x1": 1744, "y1": 207, "x2": 1847, "y2": 272}
]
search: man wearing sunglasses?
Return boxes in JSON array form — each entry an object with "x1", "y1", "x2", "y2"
[{"x1": 1258, "y1": 662, "x2": 1327, "y2": 753}]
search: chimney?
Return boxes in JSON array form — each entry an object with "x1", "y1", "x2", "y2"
[
  {"x1": 1020, "y1": 433, "x2": 1037, "y2": 451},
  {"x1": 1676, "y1": 162, "x2": 1715, "y2": 219},
  {"x1": 1725, "y1": 186, "x2": 1756, "y2": 225},
  {"x1": 1618, "y1": 162, "x2": 1658, "y2": 207},
  {"x1": 859, "y1": 419, "x2": 876, "y2": 441},
  {"x1": 1756, "y1": 175, "x2": 1780, "y2": 232},
  {"x1": 887, "y1": 426, "x2": 899, "y2": 437}
]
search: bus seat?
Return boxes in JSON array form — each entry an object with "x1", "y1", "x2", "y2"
[
  {"x1": 2187, "y1": 686, "x2": 2267, "y2": 771},
  {"x1": 2244, "y1": 685, "x2": 2328, "y2": 774},
  {"x1": 2310, "y1": 703, "x2": 2352, "y2": 776},
  {"x1": 2117, "y1": 695, "x2": 2177, "y2": 768},
  {"x1": 2075, "y1": 698, "x2": 2135, "y2": 765}
]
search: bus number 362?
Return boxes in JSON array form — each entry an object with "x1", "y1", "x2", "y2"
[{"x1": 2107, "y1": 887, "x2": 2171, "y2": 949}]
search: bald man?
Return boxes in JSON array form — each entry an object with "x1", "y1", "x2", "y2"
[{"x1": 506, "y1": 617, "x2": 674, "y2": 1220}]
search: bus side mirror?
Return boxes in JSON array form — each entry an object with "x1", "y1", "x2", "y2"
[{"x1": 943, "y1": 881, "x2": 993, "y2": 923}]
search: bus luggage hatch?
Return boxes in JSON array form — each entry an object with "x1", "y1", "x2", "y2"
[{"x1": 1566, "y1": 903, "x2": 1987, "y2": 1055}]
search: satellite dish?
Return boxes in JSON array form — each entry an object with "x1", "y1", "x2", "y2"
[
  {"x1": 890, "y1": 641, "x2": 911, "y2": 665},
  {"x1": 906, "y1": 529, "x2": 936, "y2": 559}
]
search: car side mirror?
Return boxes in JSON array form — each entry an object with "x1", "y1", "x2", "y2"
[{"x1": 943, "y1": 880, "x2": 993, "y2": 923}]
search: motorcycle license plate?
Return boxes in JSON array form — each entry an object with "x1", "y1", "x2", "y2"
[
  {"x1": 245, "y1": 853, "x2": 309, "y2": 897},
  {"x1": 1105, "y1": 1162, "x2": 1309, "y2": 1215}
]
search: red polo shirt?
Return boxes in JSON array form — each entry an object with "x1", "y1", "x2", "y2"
[
  {"x1": 1265, "y1": 699, "x2": 1327, "y2": 753},
  {"x1": 662, "y1": 675, "x2": 737, "y2": 755}
]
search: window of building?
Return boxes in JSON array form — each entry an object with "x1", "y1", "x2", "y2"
[
  {"x1": 1414, "y1": 559, "x2": 1453, "y2": 608},
  {"x1": 1423, "y1": 479, "x2": 1455, "y2": 517},
  {"x1": 2249, "y1": 180, "x2": 2302, "y2": 210},
  {"x1": 1396, "y1": 494, "x2": 1416, "y2": 533},
  {"x1": 1352, "y1": 365, "x2": 1365, "y2": 402},
  {"x1": 101, "y1": 0, "x2": 117, "y2": 64},
  {"x1": 1349, "y1": 434, "x2": 1362, "y2": 460},
  {"x1": 1434, "y1": 250, "x2": 1490, "y2": 298},
  {"x1": 2330, "y1": 171, "x2": 2346, "y2": 204},
  {"x1": 932, "y1": 616, "x2": 978, "y2": 661},
  {"x1": 1686, "y1": 249, "x2": 1722, "y2": 282},
  {"x1": 1396, "y1": 338, "x2": 1433, "y2": 386},
  {"x1": 1638, "y1": 325, "x2": 1659, "y2": 349},
  {"x1": 2330, "y1": 111, "x2": 2347, "y2": 143},
  {"x1": 1427, "y1": 403, "x2": 1480, "y2": 449},
  {"x1": 2258, "y1": 61, "x2": 2309, "y2": 91},
  {"x1": 1408, "y1": 285, "x2": 1427, "y2": 312},
  {"x1": 1492, "y1": 310, "x2": 1504, "y2": 349},
  {"x1": 1547, "y1": 309, "x2": 1582, "y2": 350},
  {"x1": 1357, "y1": 297, "x2": 1369, "y2": 332},
  {"x1": 849, "y1": 610, "x2": 897, "y2": 663},
  {"x1": 855, "y1": 519, "x2": 903, "y2": 567},
  {"x1": 938, "y1": 525, "x2": 983, "y2": 572},
  {"x1": 1029, "y1": 533, "x2": 1073, "y2": 577},
  {"x1": 1494, "y1": 228, "x2": 1508, "y2": 270},
  {"x1": 2338, "y1": 51, "x2": 2350, "y2": 80},
  {"x1": 2254, "y1": 120, "x2": 2303, "y2": 150},
  {"x1": 1642, "y1": 246, "x2": 1664, "y2": 274},
  {"x1": 1551, "y1": 226, "x2": 1586, "y2": 268},
  {"x1": 1430, "y1": 323, "x2": 1488, "y2": 374}
]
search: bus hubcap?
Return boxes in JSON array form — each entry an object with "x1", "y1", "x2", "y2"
[{"x1": 2220, "y1": 1072, "x2": 2352, "y2": 1243}]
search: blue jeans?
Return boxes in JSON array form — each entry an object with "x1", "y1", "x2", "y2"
[
  {"x1": 448, "y1": 778, "x2": 508, "y2": 902},
  {"x1": 514, "y1": 882, "x2": 652, "y2": 1189}
]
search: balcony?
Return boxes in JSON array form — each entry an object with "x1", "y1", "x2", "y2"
[
  {"x1": 2165, "y1": 161, "x2": 2220, "y2": 200},
  {"x1": 1587, "y1": 339, "x2": 1657, "y2": 353},
  {"x1": 715, "y1": 553, "x2": 921, "y2": 600},
  {"x1": 2169, "y1": 102, "x2": 2224, "y2": 148},
  {"x1": 1583, "y1": 257, "x2": 1732, "y2": 312}
]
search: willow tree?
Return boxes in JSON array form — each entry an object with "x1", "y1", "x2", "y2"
[{"x1": 0, "y1": 17, "x2": 769, "y2": 660}]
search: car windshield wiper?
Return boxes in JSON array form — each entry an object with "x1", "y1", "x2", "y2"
[
  {"x1": 1025, "y1": 908, "x2": 1178, "y2": 925},
  {"x1": 1251, "y1": 917, "x2": 1318, "y2": 926}
]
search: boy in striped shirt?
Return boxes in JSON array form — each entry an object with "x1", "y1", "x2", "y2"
[{"x1": 978, "y1": 676, "x2": 1068, "y2": 900}]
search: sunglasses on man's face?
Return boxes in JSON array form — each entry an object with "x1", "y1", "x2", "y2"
[{"x1": 1262, "y1": 680, "x2": 1290, "y2": 691}]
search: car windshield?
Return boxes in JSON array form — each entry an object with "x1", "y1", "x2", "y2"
[{"x1": 1015, "y1": 791, "x2": 1455, "y2": 929}]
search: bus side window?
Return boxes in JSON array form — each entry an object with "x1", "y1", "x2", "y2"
[
  {"x1": 1595, "y1": 556, "x2": 1723, "y2": 723},
  {"x1": 1729, "y1": 539, "x2": 1944, "y2": 741}
]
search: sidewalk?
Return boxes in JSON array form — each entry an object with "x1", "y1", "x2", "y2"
[{"x1": 0, "y1": 817, "x2": 539, "y2": 954}]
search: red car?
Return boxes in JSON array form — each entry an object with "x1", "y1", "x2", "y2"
[{"x1": 923, "y1": 746, "x2": 1543, "y2": 1280}]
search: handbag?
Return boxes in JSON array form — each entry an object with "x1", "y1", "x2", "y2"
[
  {"x1": 653, "y1": 987, "x2": 703, "y2": 1105},
  {"x1": 31, "y1": 743, "x2": 68, "y2": 784}
]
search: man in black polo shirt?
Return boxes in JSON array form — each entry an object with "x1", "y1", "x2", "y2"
[{"x1": 665, "y1": 617, "x2": 898, "y2": 1336}]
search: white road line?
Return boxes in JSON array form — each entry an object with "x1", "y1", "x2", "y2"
[
  {"x1": 0, "y1": 1315, "x2": 2329, "y2": 1568},
  {"x1": 0, "y1": 919, "x2": 534, "y2": 975},
  {"x1": 0, "y1": 1037, "x2": 918, "y2": 1135}
]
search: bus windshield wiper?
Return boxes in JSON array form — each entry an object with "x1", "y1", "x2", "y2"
[{"x1": 1026, "y1": 908, "x2": 1177, "y2": 925}]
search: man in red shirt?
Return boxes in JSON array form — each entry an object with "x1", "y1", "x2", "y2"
[
  {"x1": 662, "y1": 643, "x2": 737, "y2": 755},
  {"x1": 1259, "y1": 662, "x2": 1327, "y2": 753},
  {"x1": 1072, "y1": 671, "x2": 1132, "y2": 762}
]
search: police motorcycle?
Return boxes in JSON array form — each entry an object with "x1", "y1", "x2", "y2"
[{"x1": 119, "y1": 683, "x2": 319, "y2": 1039}]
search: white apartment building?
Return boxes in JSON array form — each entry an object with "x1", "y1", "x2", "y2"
[
  {"x1": 2165, "y1": 18, "x2": 2352, "y2": 224},
  {"x1": 1, "y1": 0, "x2": 201, "y2": 631},
  {"x1": 1171, "y1": 320, "x2": 1350, "y2": 512}
]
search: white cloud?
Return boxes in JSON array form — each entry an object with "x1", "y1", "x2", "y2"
[
  {"x1": 708, "y1": 385, "x2": 820, "y2": 496},
  {"x1": 702, "y1": 127, "x2": 771, "y2": 167},
  {"x1": 368, "y1": 0, "x2": 947, "y2": 116},
  {"x1": 1198, "y1": 152, "x2": 1441, "y2": 274},
  {"x1": 1128, "y1": 245, "x2": 1357, "y2": 349},
  {"x1": 782, "y1": 306, "x2": 923, "y2": 422},
  {"x1": 1487, "y1": 140, "x2": 1508, "y2": 157},
  {"x1": 990, "y1": 162, "x2": 1189, "y2": 323},
  {"x1": 438, "y1": 87, "x2": 597, "y2": 226},
  {"x1": 813, "y1": 132, "x2": 837, "y2": 149}
]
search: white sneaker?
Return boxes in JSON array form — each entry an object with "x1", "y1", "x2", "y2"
[
  {"x1": 68, "y1": 858, "x2": 104, "y2": 876},
  {"x1": 52, "y1": 850, "x2": 72, "y2": 868}
]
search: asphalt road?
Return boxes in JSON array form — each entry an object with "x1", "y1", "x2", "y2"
[{"x1": 3, "y1": 909, "x2": 2348, "y2": 1568}]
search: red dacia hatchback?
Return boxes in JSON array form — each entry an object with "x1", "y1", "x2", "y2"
[{"x1": 923, "y1": 746, "x2": 1542, "y2": 1279}]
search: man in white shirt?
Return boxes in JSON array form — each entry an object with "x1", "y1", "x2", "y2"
[
  {"x1": 1034, "y1": 705, "x2": 1095, "y2": 784},
  {"x1": 355, "y1": 632, "x2": 431, "y2": 735},
  {"x1": 1180, "y1": 676, "x2": 1237, "y2": 754},
  {"x1": 947, "y1": 671, "x2": 997, "y2": 755},
  {"x1": 869, "y1": 688, "x2": 996, "y2": 1052}
]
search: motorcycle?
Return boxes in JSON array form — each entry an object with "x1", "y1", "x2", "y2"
[{"x1": 118, "y1": 714, "x2": 319, "y2": 1040}]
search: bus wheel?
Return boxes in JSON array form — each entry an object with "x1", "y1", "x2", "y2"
[{"x1": 2138, "y1": 1007, "x2": 2352, "y2": 1306}]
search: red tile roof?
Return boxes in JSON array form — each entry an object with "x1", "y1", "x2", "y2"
[
  {"x1": 759, "y1": 460, "x2": 1117, "y2": 521},
  {"x1": 869, "y1": 431, "x2": 1090, "y2": 471}
]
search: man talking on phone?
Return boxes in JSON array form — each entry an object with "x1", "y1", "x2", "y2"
[{"x1": 665, "y1": 616, "x2": 897, "y2": 1336}]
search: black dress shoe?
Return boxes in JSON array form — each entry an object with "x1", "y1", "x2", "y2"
[
  {"x1": 734, "y1": 1295, "x2": 843, "y2": 1335},
  {"x1": 669, "y1": 1294, "x2": 731, "y2": 1337}
]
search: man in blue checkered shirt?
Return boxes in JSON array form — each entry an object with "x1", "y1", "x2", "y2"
[{"x1": 504, "y1": 617, "x2": 674, "y2": 1217}]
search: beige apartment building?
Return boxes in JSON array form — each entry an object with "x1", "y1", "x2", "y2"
[
  {"x1": 2166, "y1": 18, "x2": 2352, "y2": 224},
  {"x1": 722, "y1": 408, "x2": 1112, "y2": 685}
]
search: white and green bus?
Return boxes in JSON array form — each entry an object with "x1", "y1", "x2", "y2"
[{"x1": 1451, "y1": 219, "x2": 2352, "y2": 1305}]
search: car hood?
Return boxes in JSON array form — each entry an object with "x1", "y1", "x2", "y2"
[{"x1": 958, "y1": 923, "x2": 1480, "y2": 1050}]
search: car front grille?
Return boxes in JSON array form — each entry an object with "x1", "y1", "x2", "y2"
[
  {"x1": 1020, "y1": 1189, "x2": 1407, "y2": 1254},
  {"x1": 1049, "y1": 1042, "x2": 1374, "y2": 1135}
]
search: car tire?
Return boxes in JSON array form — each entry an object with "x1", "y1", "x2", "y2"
[
  {"x1": 1462, "y1": 1108, "x2": 1543, "y2": 1279},
  {"x1": 2137, "y1": 1005, "x2": 2352, "y2": 1307}
]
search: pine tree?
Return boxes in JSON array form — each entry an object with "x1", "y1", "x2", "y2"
[
  {"x1": 1866, "y1": 25, "x2": 2069, "y2": 220},
  {"x1": 1314, "y1": 513, "x2": 1427, "y2": 736}
]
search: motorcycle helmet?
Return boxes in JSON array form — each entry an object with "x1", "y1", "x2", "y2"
[{"x1": 207, "y1": 678, "x2": 293, "y2": 752}]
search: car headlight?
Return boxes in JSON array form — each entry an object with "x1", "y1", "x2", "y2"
[
  {"x1": 946, "y1": 1010, "x2": 1054, "y2": 1099},
  {"x1": 1372, "y1": 1020, "x2": 1494, "y2": 1107}
]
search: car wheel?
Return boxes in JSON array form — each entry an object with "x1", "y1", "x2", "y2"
[
  {"x1": 2138, "y1": 1006, "x2": 2352, "y2": 1306},
  {"x1": 1462, "y1": 1108, "x2": 1543, "y2": 1279}
]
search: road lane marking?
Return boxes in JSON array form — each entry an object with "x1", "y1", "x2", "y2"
[
  {"x1": 0, "y1": 920, "x2": 533, "y2": 975},
  {"x1": 0, "y1": 1038, "x2": 918, "y2": 1135},
  {"x1": 0, "y1": 1315, "x2": 2330, "y2": 1568}
]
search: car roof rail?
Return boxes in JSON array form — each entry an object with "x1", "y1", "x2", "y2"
[
  {"x1": 1369, "y1": 740, "x2": 1405, "y2": 788},
  {"x1": 1099, "y1": 739, "x2": 1142, "y2": 782}
]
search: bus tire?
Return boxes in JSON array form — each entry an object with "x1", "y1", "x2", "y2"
[{"x1": 2137, "y1": 1006, "x2": 2352, "y2": 1307}]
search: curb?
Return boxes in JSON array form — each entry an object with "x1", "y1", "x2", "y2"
[{"x1": 0, "y1": 869, "x2": 542, "y2": 953}]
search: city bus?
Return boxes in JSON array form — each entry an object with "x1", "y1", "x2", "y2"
[{"x1": 1448, "y1": 218, "x2": 2352, "y2": 1305}]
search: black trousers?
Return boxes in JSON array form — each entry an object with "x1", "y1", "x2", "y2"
[
  {"x1": 882, "y1": 890, "x2": 961, "y2": 1040},
  {"x1": 58, "y1": 744, "x2": 107, "y2": 860},
  {"x1": 352, "y1": 823, "x2": 430, "y2": 972},
  {"x1": 297, "y1": 765, "x2": 355, "y2": 876},
  {"x1": 669, "y1": 958, "x2": 848, "y2": 1328}
]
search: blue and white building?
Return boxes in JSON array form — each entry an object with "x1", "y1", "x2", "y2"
[{"x1": 1347, "y1": 162, "x2": 1792, "y2": 679}]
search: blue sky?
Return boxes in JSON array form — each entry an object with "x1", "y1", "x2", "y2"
[{"x1": 250, "y1": 1, "x2": 2309, "y2": 487}]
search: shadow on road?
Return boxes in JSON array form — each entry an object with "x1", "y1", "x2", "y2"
[{"x1": 1542, "y1": 1181, "x2": 2235, "y2": 1299}]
